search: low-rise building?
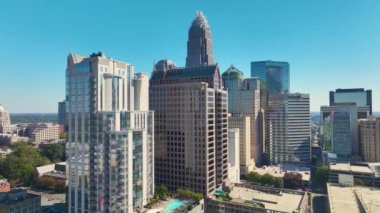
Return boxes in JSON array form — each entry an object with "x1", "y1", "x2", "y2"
[
  {"x1": 327, "y1": 183, "x2": 380, "y2": 213},
  {"x1": 205, "y1": 183, "x2": 308, "y2": 213},
  {"x1": 253, "y1": 164, "x2": 311, "y2": 185},
  {"x1": 0, "y1": 188, "x2": 41, "y2": 213},
  {"x1": 36, "y1": 162, "x2": 66, "y2": 181},
  {"x1": 330, "y1": 162, "x2": 380, "y2": 187},
  {"x1": 0, "y1": 180, "x2": 10, "y2": 193},
  {"x1": 28, "y1": 123, "x2": 59, "y2": 142}
]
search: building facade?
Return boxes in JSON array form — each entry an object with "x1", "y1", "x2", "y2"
[
  {"x1": 66, "y1": 52, "x2": 154, "y2": 213},
  {"x1": 250, "y1": 60, "x2": 290, "y2": 95},
  {"x1": 58, "y1": 101, "x2": 67, "y2": 133},
  {"x1": 228, "y1": 115, "x2": 254, "y2": 175},
  {"x1": 320, "y1": 104, "x2": 358, "y2": 160},
  {"x1": 150, "y1": 64, "x2": 228, "y2": 195},
  {"x1": 27, "y1": 123, "x2": 59, "y2": 142},
  {"x1": 222, "y1": 65, "x2": 262, "y2": 166},
  {"x1": 267, "y1": 93, "x2": 311, "y2": 164},
  {"x1": 186, "y1": 11, "x2": 214, "y2": 67},
  {"x1": 329, "y1": 88, "x2": 372, "y2": 119},
  {"x1": 0, "y1": 189, "x2": 41, "y2": 213},
  {"x1": 359, "y1": 117, "x2": 380, "y2": 162},
  {"x1": 227, "y1": 129, "x2": 240, "y2": 183},
  {"x1": 0, "y1": 105, "x2": 11, "y2": 134}
]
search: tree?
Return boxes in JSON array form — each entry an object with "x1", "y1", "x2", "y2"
[
  {"x1": 246, "y1": 171, "x2": 261, "y2": 183},
  {"x1": 41, "y1": 144, "x2": 66, "y2": 162},
  {"x1": 155, "y1": 184, "x2": 168, "y2": 200},
  {"x1": 0, "y1": 143, "x2": 51, "y2": 186},
  {"x1": 315, "y1": 165, "x2": 329, "y2": 187},
  {"x1": 283, "y1": 172, "x2": 303, "y2": 189},
  {"x1": 261, "y1": 173, "x2": 275, "y2": 185}
]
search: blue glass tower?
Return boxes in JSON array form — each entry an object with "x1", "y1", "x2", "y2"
[{"x1": 250, "y1": 60, "x2": 290, "y2": 94}]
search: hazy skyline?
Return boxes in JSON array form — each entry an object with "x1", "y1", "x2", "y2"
[{"x1": 0, "y1": 0, "x2": 379, "y2": 113}]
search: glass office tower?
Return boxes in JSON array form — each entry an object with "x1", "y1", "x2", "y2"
[
  {"x1": 250, "y1": 60, "x2": 290, "y2": 94},
  {"x1": 329, "y1": 88, "x2": 372, "y2": 118}
]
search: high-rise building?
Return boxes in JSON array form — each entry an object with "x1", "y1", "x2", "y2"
[
  {"x1": 0, "y1": 105, "x2": 11, "y2": 134},
  {"x1": 320, "y1": 104, "x2": 359, "y2": 160},
  {"x1": 228, "y1": 115, "x2": 254, "y2": 175},
  {"x1": 267, "y1": 93, "x2": 310, "y2": 164},
  {"x1": 150, "y1": 64, "x2": 228, "y2": 195},
  {"x1": 58, "y1": 101, "x2": 66, "y2": 133},
  {"x1": 222, "y1": 65, "x2": 262, "y2": 166},
  {"x1": 186, "y1": 11, "x2": 214, "y2": 67},
  {"x1": 250, "y1": 60, "x2": 290, "y2": 94},
  {"x1": 227, "y1": 129, "x2": 240, "y2": 183},
  {"x1": 359, "y1": 117, "x2": 380, "y2": 162},
  {"x1": 329, "y1": 88, "x2": 372, "y2": 119},
  {"x1": 66, "y1": 52, "x2": 154, "y2": 213}
]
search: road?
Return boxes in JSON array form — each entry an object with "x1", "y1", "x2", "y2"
[{"x1": 312, "y1": 194, "x2": 328, "y2": 213}]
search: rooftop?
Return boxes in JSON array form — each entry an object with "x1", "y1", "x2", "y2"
[
  {"x1": 327, "y1": 183, "x2": 380, "y2": 213},
  {"x1": 330, "y1": 163, "x2": 375, "y2": 174},
  {"x1": 253, "y1": 164, "x2": 311, "y2": 182},
  {"x1": 224, "y1": 185, "x2": 306, "y2": 213}
]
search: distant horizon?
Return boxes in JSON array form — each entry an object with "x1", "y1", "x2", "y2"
[{"x1": 1, "y1": 1, "x2": 379, "y2": 112}]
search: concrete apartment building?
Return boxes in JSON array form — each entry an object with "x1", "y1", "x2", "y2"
[
  {"x1": 0, "y1": 189, "x2": 41, "y2": 213},
  {"x1": 228, "y1": 115, "x2": 254, "y2": 175},
  {"x1": 359, "y1": 117, "x2": 380, "y2": 162},
  {"x1": 222, "y1": 65, "x2": 262, "y2": 166},
  {"x1": 66, "y1": 52, "x2": 154, "y2": 213},
  {"x1": 267, "y1": 93, "x2": 311, "y2": 164}
]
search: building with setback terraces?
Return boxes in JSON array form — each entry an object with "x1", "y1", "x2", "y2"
[
  {"x1": 66, "y1": 52, "x2": 154, "y2": 213},
  {"x1": 150, "y1": 64, "x2": 228, "y2": 195}
]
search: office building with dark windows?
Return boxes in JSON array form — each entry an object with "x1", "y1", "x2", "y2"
[
  {"x1": 150, "y1": 64, "x2": 228, "y2": 195},
  {"x1": 329, "y1": 88, "x2": 372, "y2": 119},
  {"x1": 267, "y1": 93, "x2": 311, "y2": 164},
  {"x1": 66, "y1": 52, "x2": 154, "y2": 213}
]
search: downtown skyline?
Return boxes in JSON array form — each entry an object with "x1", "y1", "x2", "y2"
[{"x1": 0, "y1": 0, "x2": 380, "y2": 113}]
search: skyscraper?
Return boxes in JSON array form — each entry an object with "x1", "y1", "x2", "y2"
[
  {"x1": 320, "y1": 104, "x2": 359, "y2": 161},
  {"x1": 329, "y1": 88, "x2": 372, "y2": 119},
  {"x1": 222, "y1": 65, "x2": 262, "y2": 166},
  {"x1": 250, "y1": 60, "x2": 290, "y2": 94},
  {"x1": 58, "y1": 100, "x2": 66, "y2": 133},
  {"x1": 0, "y1": 104, "x2": 11, "y2": 134},
  {"x1": 66, "y1": 52, "x2": 154, "y2": 213},
  {"x1": 359, "y1": 117, "x2": 380, "y2": 162},
  {"x1": 150, "y1": 64, "x2": 228, "y2": 195},
  {"x1": 267, "y1": 93, "x2": 311, "y2": 164},
  {"x1": 186, "y1": 11, "x2": 214, "y2": 67}
]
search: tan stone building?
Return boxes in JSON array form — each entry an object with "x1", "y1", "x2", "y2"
[
  {"x1": 228, "y1": 115, "x2": 254, "y2": 175},
  {"x1": 359, "y1": 117, "x2": 380, "y2": 162}
]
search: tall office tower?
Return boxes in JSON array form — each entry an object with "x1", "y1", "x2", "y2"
[
  {"x1": 227, "y1": 129, "x2": 240, "y2": 183},
  {"x1": 320, "y1": 104, "x2": 359, "y2": 160},
  {"x1": 329, "y1": 88, "x2": 372, "y2": 118},
  {"x1": 250, "y1": 60, "x2": 290, "y2": 94},
  {"x1": 58, "y1": 101, "x2": 67, "y2": 133},
  {"x1": 267, "y1": 93, "x2": 311, "y2": 164},
  {"x1": 66, "y1": 52, "x2": 154, "y2": 213},
  {"x1": 359, "y1": 117, "x2": 380, "y2": 162},
  {"x1": 0, "y1": 105, "x2": 11, "y2": 134},
  {"x1": 222, "y1": 65, "x2": 262, "y2": 166},
  {"x1": 228, "y1": 115, "x2": 253, "y2": 175},
  {"x1": 150, "y1": 64, "x2": 228, "y2": 195},
  {"x1": 186, "y1": 11, "x2": 214, "y2": 67}
]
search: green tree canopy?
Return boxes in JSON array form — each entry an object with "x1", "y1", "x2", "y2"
[
  {"x1": 315, "y1": 165, "x2": 330, "y2": 187},
  {"x1": 41, "y1": 143, "x2": 66, "y2": 162},
  {"x1": 283, "y1": 172, "x2": 303, "y2": 189}
]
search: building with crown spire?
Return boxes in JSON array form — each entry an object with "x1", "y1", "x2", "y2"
[{"x1": 186, "y1": 11, "x2": 214, "y2": 67}]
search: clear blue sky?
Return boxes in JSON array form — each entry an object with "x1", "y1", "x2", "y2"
[{"x1": 0, "y1": 0, "x2": 379, "y2": 113}]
